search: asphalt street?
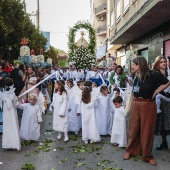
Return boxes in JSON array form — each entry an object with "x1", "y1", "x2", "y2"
[{"x1": 0, "y1": 113, "x2": 170, "y2": 170}]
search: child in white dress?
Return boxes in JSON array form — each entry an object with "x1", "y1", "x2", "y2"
[
  {"x1": 2, "y1": 78, "x2": 20, "y2": 150},
  {"x1": 67, "y1": 79, "x2": 84, "y2": 135},
  {"x1": 111, "y1": 96, "x2": 127, "y2": 147},
  {"x1": 108, "y1": 88, "x2": 120, "y2": 135},
  {"x1": 96, "y1": 86, "x2": 109, "y2": 135},
  {"x1": 50, "y1": 80, "x2": 69, "y2": 142},
  {"x1": 78, "y1": 81, "x2": 101, "y2": 144},
  {"x1": 19, "y1": 93, "x2": 42, "y2": 142}
]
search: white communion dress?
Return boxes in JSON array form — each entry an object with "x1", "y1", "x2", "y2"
[
  {"x1": 19, "y1": 103, "x2": 42, "y2": 141},
  {"x1": 1, "y1": 87, "x2": 21, "y2": 150},
  {"x1": 110, "y1": 106, "x2": 127, "y2": 147}
]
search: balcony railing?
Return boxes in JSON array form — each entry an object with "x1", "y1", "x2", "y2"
[
  {"x1": 95, "y1": 3, "x2": 106, "y2": 14},
  {"x1": 97, "y1": 24, "x2": 106, "y2": 34}
]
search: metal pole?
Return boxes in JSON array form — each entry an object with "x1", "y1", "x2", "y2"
[{"x1": 36, "y1": 0, "x2": 40, "y2": 31}]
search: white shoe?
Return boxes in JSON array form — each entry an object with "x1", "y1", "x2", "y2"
[
  {"x1": 64, "y1": 133, "x2": 69, "y2": 142},
  {"x1": 90, "y1": 140, "x2": 94, "y2": 144},
  {"x1": 57, "y1": 132, "x2": 62, "y2": 140},
  {"x1": 84, "y1": 141, "x2": 88, "y2": 144}
]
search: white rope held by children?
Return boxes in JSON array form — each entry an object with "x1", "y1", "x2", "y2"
[{"x1": 18, "y1": 71, "x2": 59, "y2": 98}]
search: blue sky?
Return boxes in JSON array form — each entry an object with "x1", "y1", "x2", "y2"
[{"x1": 25, "y1": 0, "x2": 91, "y2": 52}]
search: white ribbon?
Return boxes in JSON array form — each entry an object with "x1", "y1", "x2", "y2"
[
  {"x1": 18, "y1": 71, "x2": 57, "y2": 98},
  {"x1": 99, "y1": 73, "x2": 106, "y2": 85}
]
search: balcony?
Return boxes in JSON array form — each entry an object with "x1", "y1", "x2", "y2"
[
  {"x1": 95, "y1": 3, "x2": 106, "y2": 16},
  {"x1": 110, "y1": 0, "x2": 170, "y2": 44},
  {"x1": 96, "y1": 24, "x2": 106, "y2": 35}
]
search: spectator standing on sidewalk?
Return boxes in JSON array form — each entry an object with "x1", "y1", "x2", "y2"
[
  {"x1": 10, "y1": 60, "x2": 25, "y2": 96},
  {"x1": 153, "y1": 56, "x2": 170, "y2": 150},
  {"x1": 123, "y1": 56, "x2": 170, "y2": 165}
]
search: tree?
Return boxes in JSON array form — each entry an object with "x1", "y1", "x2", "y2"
[
  {"x1": 58, "y1": 59, "x2": 67, "y2": 67},
  {"x1": 0, "y1": 0, "x2": 47, "y2": 60},
  {"x1": 45, "y1": 46, "x2": 67, "y2": 65}
]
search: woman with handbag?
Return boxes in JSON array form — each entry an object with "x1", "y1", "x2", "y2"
[{"x1": 123, "y1": 56, "x2": 170, "y2": 165}]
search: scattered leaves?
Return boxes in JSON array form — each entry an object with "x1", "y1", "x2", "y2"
[
  {"x1": 46, "y1": 129, "x2": 54, "y2": 132},
  {"x1": 76, "y1": 162, "x2": 85, "y2": 167},
  {"x1": 21, "y1": 141, "x2": 32, "y2": 146},
  {"x1": 97, "y1": 160, "x2": 114, "y2": 168},
  {"x1": 132, "y1": 155, "x2": 140, "y2": 161},
  {"x1": 72, "y1": 143, "x2": 103, "y2": 154},
  {"x1": 58, "y1": 158, "x2": 69, "y2": 164},
  {"x1": 21, "y1": 163, "x2": 36, "y2": 170},
  {"x1": 71, "y1": 135, "x2": 78, "y2": 141}
]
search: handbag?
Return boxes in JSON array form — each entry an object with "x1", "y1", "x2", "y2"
[{"x1": 124, "y1": 89, "x2": 133, "y2": 117}]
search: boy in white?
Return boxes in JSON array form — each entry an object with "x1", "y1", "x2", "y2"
[
  {"x1": 111, "y1": 96, "x2": 127, "y2": 147},
  {"x1": 19, "y1": 93, "x2": 42, "y2": 142},
  {"x1": 50, "y1": 80, "x2": 69, "y2": 142}
]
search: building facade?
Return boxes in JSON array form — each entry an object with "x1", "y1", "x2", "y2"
[
  {"x1": 108, "y1": 0, "x2": 170, "y2": 67},
  {"x1": 90, "y1": 0, "x2": 107, "y2": 60}
]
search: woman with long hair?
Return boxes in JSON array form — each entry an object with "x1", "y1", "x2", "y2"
[
  {"x1": 153, "y1": 56, "x2": 170, "y2": 150},
  {"x1": 79, "y1": 80, "x2": 100, "y2": 144},
  {"x1": 123, "y1": 56, "x2": 170, "y2": 165}
]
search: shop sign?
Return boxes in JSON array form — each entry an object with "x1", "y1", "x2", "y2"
[{"x1": 141, "y1": 32, "x2": 163, "y2": 44}]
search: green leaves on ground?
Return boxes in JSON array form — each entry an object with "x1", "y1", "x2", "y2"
[
  {"x1": 71, "y1": 135, "x2": 78, "y2": 141},
  {"x1": 24, "y1": 138, "x2": 53, "y2": 156},
  {"x1": 21, "y1": 141, "x2": 32, "y2": 146},
  {"x1": 76, "y1": 162, "x2": 85, "y2": 167},
  {"x1": 46, "y1": 129, "x2": 54, "y2": 132},
  {"x1": 37, "y1": 138, "x2": 53, "y2": 152},
  {"x1": 72, "y1": 143, "x2": 103, "y2": 154},
  {"x1": 132, "y1": 155, "x2": 140, "y2": 161},
  {"x1": 58, "y1": 158, "x2": 69, "y2": 164},
  {"x1": 21, "y1": 163, "x2": 36, "y2": 170}
]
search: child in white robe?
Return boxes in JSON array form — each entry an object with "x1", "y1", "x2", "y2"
[
  {"x1": 2, "y1": 78, "x2": 20, "y2": 150},
  {"x1": 96, "y1": 86, "x2": 109, "y2": 135},
  {"x1": 50, "y1": 80, "x2": 69, "y2": 142},
  {"x1": 67, "y1": 79, "x2": 80, "y2": 135},
  {"x1": 19, "y1": 93, "x2": 42, "y2": 142},
  {"x1": 110, "y1": 96, "x2": 127, "y2": 147},
  {"x1": 78, "y1": 80, "x2": 101, "y2": 144},
  {"x1": 68, "y1": 80, "x2": 85, "y2": 134},
  {"x1": 108, "y1": 88, "x2": 120, "y2": 135}
]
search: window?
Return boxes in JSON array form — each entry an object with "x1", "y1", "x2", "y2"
[
  {"x1": 116, "y1": 0, "x2": 121, "y2": 20},
  {"x1": 110, "y1": 10, "x2": 115, "y2": 28},
  {"x1": 123, "y1": 0, "x2": 129, "y2": 12}
]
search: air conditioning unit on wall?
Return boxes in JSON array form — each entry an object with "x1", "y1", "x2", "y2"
[{"x1": 97, "y1": 16, "x2": 104, "y2": 21}]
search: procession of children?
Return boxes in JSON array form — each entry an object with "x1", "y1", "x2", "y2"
[{"x1": 1, "y1": 56, "x2": 170, "y2": 167}]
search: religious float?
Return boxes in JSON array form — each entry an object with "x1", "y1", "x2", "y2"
[{"x1": 18, "y1": 38, "x2": 52, "y2": 67}]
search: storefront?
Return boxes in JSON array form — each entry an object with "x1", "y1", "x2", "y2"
[{"x1": 127, "y1": 21, "x2": 170, "y2": 65}]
